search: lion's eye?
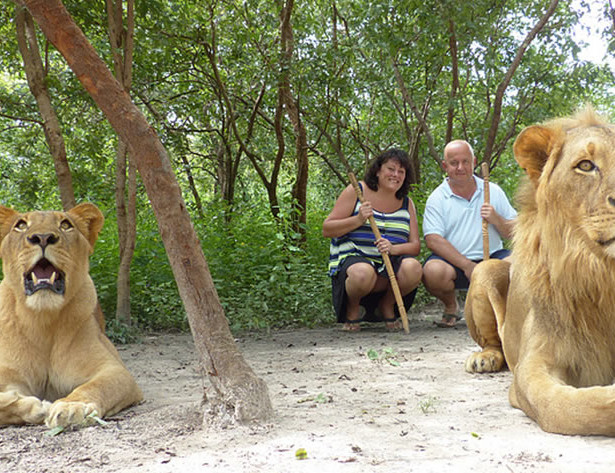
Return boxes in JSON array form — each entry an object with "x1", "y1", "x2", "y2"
[
  {"x1": 14, "y1": 219, "x2": 28, "y2": 232},
  {"x1": 576, "y1": 160, "x2": 597, "y2": 172},
  {"x1": 60, "y1": 219, "x2": 73, "y2": 231}
]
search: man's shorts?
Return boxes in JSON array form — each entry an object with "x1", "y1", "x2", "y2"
[
  {"x1": 331, "y1": 255, "x2": 417, "y2": 323},
  {"x1": 424, "y1": 249, "x2": 511, "y2": 290}
]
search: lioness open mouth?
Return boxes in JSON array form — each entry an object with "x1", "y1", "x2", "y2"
[{"x1": 23, "y1": 258, "x2": 65, "y2": 295}]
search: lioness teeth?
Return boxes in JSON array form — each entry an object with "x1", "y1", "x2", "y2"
[
  {"x1": 49, "y1": 272, "x2": 56, "y2": 285},
  {"x1": 32, "y1": 273, "x2": 39, "y2": 286}
]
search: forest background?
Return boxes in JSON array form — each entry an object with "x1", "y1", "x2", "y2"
[{"x1": 0, "y1": 0, "x2": 614, "y2": 340}]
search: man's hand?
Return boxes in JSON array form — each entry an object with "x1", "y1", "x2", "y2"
[
  {"x1": 480, "y1": 203, "x2": 514, "y2": 239},
  {"x1": 480, "y1": 203, "x2": 498, "y2": 223},
  {"x1": 462, "y1": 260, "x2": 477, "y2": 281}
]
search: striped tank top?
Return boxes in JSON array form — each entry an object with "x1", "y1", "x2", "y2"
[{"x1": 328, "y1": 193, "x2": 411, "y2": 276}]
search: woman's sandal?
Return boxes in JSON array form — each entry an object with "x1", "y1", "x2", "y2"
[
  {"x1": 342, "y1": 319, "x2": 362, "y2": 332},
  {"x1": 383, "y1": 317, "x2": 403, "y2": 332}
]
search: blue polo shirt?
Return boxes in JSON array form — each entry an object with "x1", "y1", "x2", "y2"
[{"x1": 422, "y1": 176, "x2": 517, "y2": 260}]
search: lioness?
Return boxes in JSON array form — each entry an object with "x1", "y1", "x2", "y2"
[
  {"x1": 464, "y1": 108, "x2": 615, "y2": 436},
  {"x1": 0, "y1": 203, "x2": 142, "y2": 428}
]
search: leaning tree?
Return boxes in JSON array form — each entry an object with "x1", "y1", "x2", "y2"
[{"x1": 15, "y1": 0, "x2": 273, "y2": 425}]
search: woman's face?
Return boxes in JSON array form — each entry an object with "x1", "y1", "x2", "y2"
[{"x1": 376, "y1": 159, "x2": 406, "y2": 193}]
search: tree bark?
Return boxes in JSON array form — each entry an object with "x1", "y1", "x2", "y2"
[
  {"x1": 15, "y1": 6, "x2": 76, "y2": 210},
  {"x1": 391, "y1": 60, "x2": 441, "y2": 167},
  {"x1": 106, "y1": 0, "x2": 137, "y2": 325},
  {"x1": 18, "y1": 0, "x2": 273, "y2": 424},
  {"x1": 482, "y1": 0, "x2": 559, "y2": 167},
  {"x1": 203, "y1": 28, "x2": 282, "y2": 221},
  {"x1": 114, "y1": 139, "x2": 137, "y2": 323},
  {"x1": 445, "y1": 19, "x2": 459, "y2": 144},
  {"x1": 279, "y1": 0, "x2": 308, "y2": 240}
]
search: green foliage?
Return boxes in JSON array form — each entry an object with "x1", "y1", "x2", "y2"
[
  {"x1": 90, "y1": 192, "x2": 334, "y2": 333},
  {"x1": 418, "y1": 395, "x2": 439, "y2": 414},
  {"x1": 367, "y1": 347, "x2": 401, "y2": 366},
  {"x1": 1, "y1": 0, "x2": 614, "y2": 337},
  {"x1": 197, "y1": 197, "x2": 334, "y2": 331},
  {"x1": 91, "y1": 207, "x2": 189, "y2": 332},
  {"x1": 105, "y1": 319, "x2": 141, "y2": 345}
]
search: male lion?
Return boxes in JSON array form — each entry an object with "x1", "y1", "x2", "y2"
[
  {"x1": 464, "y1": 108, "x2": 615, "y2": 436},
  {"x1": 0, "y1": 203, "x2": 142, "y2": 428}
]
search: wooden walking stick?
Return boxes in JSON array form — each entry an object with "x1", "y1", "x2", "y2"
[
  {"x1": 347, "y1": 172, "x2": 410, "y2": 334},
  {"x1": 481, "y1": 162, "x2": 490, "y2": 261}
]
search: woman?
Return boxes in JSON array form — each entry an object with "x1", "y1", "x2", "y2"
[{"x1": 323, "y1": 149, "x2": 422, "y2": 331}]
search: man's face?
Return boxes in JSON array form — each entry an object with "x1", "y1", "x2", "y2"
[{"x1": 442, "y1": 143, "x2": 476, "y2": 184}]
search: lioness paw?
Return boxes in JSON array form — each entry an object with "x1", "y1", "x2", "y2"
[
  {"x1": 45, "y1": 401, "x2": 100, "y2": 428},
  {"x1": 465, "y1": 350, "x2": 505, "y2": 373},
  {"x1": 0, "y1": 391, "x2": 51, "y2": 425},
  {"x1": 27, "y1": 399, "x2": 52, "y2": 424}
]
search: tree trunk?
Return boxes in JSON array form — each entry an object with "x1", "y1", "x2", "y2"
[
  {"x1": 204, "y1": 34, "x2": 282, "y2": 222},
  {"x1": 179, "y1": 152, "x2": 205, "y2": 219},
  {"x1": 391, "y1": 60, "x2": 441, "y2": 167},
  {"x1": 19, "y1": 0, "x2": 273, "y2": 424},
  {"x1": 445, "y1": 19, "x2": 459, "y2": 144},
  {"x1": 279, "y1": 0, "x2": 308, "y2": 240},
  {"x1": 114, "y1": 139, "x2": 136, "y2": 324},
  {"x1": 482, "y1": 0, "x2": 559, "y2": 167},
  {"x1": 139, "y1": 94, "x2": 206, "y2": 220},
  {"x1": 106, "y1": 0, "x2": 137, "y2": 325},
  {"x1": 15, "y1": 6, "x2": 76, "y2": 210}
]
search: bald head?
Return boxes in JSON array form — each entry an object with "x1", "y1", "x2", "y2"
[{"x1": 444, "y1": 140, "x2": 474, "y2": 161}]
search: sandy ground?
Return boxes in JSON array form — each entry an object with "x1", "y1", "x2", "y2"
[{"x1": 2, "y1": 304, "x2": 615, "y2": 473}]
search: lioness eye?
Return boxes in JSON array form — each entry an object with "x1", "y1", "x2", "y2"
[
  {"x1": 60, "y1": 219, "x2": 73, "y2": 231},
  {"x1": 576, "y1": 160, "x2": 596, "y2": 172},
  {"x1": 14, "y1": 219, "x2": 27, "y2": 232}
]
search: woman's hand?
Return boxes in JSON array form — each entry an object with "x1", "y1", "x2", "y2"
[
  {"x1": 358, "y1": 201, "x2": 373, "y2": 222},
  {"x1": 375, "y1": 237, "x2": 393, "y2": 255}
]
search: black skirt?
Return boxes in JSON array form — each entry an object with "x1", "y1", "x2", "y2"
[{"x1": 331, "y1": 255, "x2": 417, "y2": 323}]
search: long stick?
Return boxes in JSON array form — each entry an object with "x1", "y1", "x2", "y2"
[
  {"x1": 481, "y1": 162, "x2": 490, "y2": 261},
  {"x1": 347, "y1": 172, "x2": 410, "y2": 334}
]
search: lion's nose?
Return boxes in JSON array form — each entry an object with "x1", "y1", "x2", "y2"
[
  {"x1": 27, "y1": 233, "x2": 59, "y2": 249},
  {"x1": 609, "y1": 196, "x2": 615, "y2": 207}
]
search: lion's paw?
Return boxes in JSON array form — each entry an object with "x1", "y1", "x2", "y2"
[
  {"x1": 45, "y1": 400, "x2": 100, "y2": 428},
  {"x1": 28, "y1": 399, "x2": 52, "y2": 424},
  {"x1": 465, "y1": 350, "x2": 505, "y2": 373}
]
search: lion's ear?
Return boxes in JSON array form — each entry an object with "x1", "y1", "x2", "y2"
[
  {"x1": 67, "y1": 203, "x2": 104, "y2": 251},
  {"x1": 513, "y1": 125, "x2": 557, "y2": 183},
  {"x1": 0, "y1": 206, "x2": 18, "y2": 243}
]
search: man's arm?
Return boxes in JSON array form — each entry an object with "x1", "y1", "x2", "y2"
[{"x1": 481, "y1": 204, "x2": 515, "y2": 239}]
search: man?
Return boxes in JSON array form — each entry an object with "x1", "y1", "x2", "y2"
[{"x1": 422, "y1": 140, "x2": 516, "y2": 327}]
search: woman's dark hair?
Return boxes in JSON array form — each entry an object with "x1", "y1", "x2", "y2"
[{"x1": 364, "y1": 148, "x2": 412, "y2": 199}]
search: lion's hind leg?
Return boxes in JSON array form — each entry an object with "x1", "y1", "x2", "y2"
[{"x1": 464, "y1": 259, "x2": 510, "y2": 373}]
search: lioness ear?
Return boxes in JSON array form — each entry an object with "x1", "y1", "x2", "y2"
[
  {"x1": 513, "y1": 125, "x2": 557, "y2": 183},
  {"x1": 0, "y1": 206, "x2": 18, "y2": 243},
  {"x1": 67, "y1": 203, "x2": 104, "y2": 251}
]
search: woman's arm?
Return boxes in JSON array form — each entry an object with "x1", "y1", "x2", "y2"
[
  {"x1": 322, "y1": 183, "x2": 372, "y2": 238},
  {"x1": 389, "y1": 198, "x2": 420, "y2": 257}
]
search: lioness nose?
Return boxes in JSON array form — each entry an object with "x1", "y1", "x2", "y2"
[
  {"x1": 609, "y1": 196, "x2": 615, "y2": 207},
  {"x1": 27, "y1": 233, "x2": 59, "y2": 249}
]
